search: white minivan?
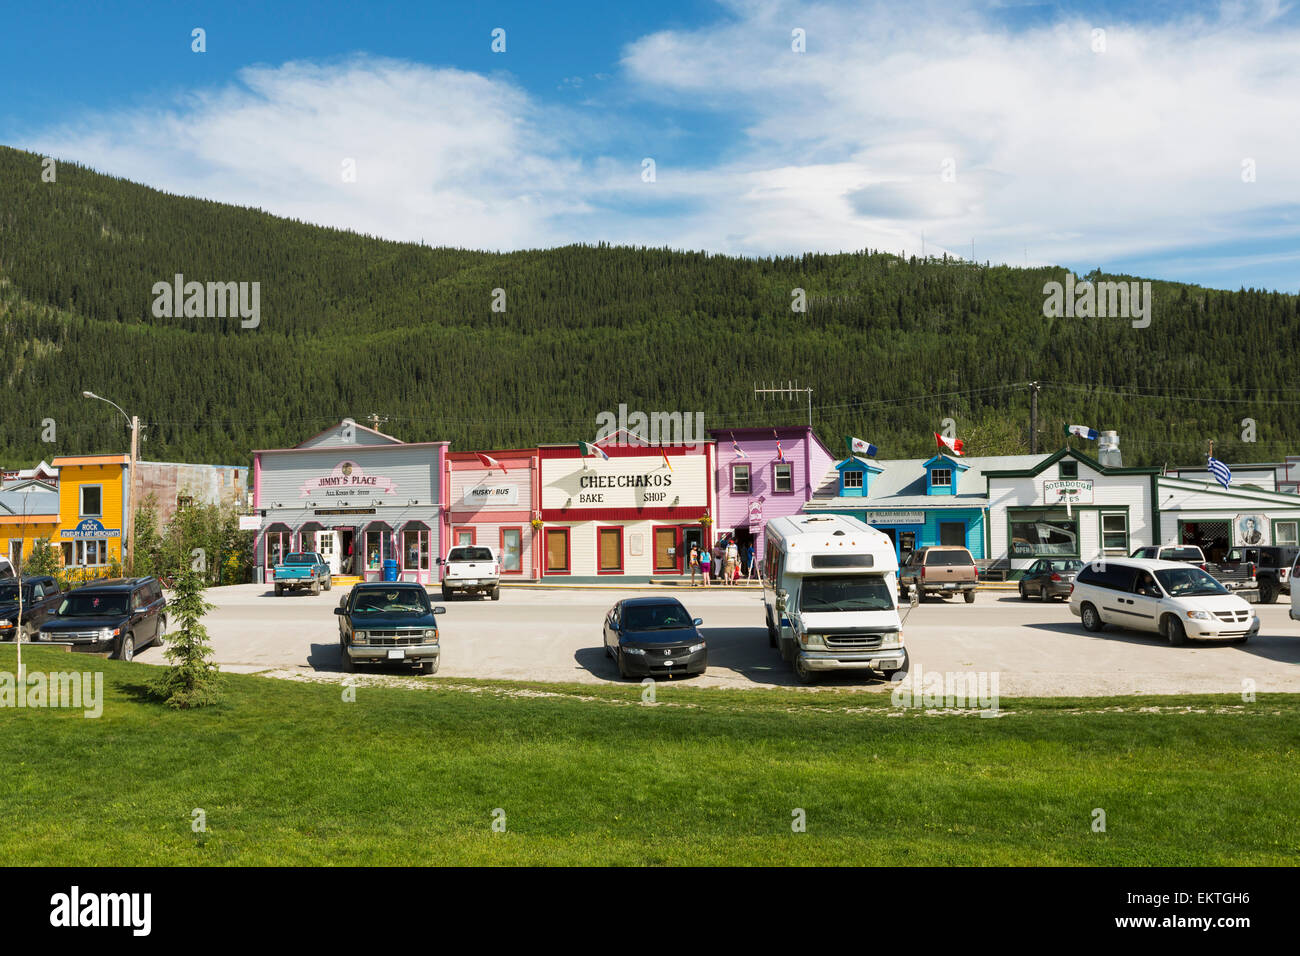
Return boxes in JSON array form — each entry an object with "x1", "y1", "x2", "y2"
[
  {"x1": 761, "y1": 514, "x2": 909, "y2": 683},
  {"x1": 1069, "y1": 556, "x2": 1258, "y2": 644}
]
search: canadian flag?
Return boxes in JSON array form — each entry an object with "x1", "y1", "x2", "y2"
[
  {"x1": 476, "y1": 453, "x2": 507, "y2": 473},
  {"x1": 934, "y1": 432, "x2": 964, "y2": 457}
]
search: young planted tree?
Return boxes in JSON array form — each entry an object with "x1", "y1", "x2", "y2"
[{"x1": 149, "y1": 565, "x2": 222, "y2": 709}]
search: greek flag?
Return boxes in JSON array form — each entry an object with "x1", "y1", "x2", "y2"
[{"x1": 1206, "y1": 456, "x2": 1232, "y2": 489}]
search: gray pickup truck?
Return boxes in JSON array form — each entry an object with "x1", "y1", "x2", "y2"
[{"x1": 898, "y1": 546, "x2": 979, "y2": 603}]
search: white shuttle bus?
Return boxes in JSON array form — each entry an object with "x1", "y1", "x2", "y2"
[{"x1": 761, "y1": 513, "x2": 909, "y2": 684}]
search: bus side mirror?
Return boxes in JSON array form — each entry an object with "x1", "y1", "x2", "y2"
[
  {"x1": 433, "y1": 606, "x2": 446, "y2": 615},
  {"x1": 775, "y1": 589, "x2": 788, "y2": 611}
]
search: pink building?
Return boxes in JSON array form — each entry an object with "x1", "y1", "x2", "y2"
[{"x1": 709, "y1": 426, "x2": 837, "y2": 561}]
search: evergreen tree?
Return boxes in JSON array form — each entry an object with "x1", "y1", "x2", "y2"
[{"x1": 149, "y1": 566, "x2": 222, "y2": 709}]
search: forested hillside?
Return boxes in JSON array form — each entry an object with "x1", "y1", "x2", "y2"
[{"x1": 1, "y1": 144, "x2": 1296, "y2": 468}]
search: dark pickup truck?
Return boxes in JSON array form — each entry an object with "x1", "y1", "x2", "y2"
[
  {"x1": 335, "y1": 582, "x2": 446, "y2": 674},
  {"x1": 1223, "y1": 546, "x2": 1298, "y2": 603},
  {"x1": 0, "y1": 576, "x2": 63, "y2": 642}
]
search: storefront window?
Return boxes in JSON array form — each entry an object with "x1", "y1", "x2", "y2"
[
  {"x1": 1274, "y1": 521, "x2": 1298, "y2": 547},
  {"x1": 598, "y1": 527, "x2": 623, "y2": 573},
  {"x1": 402, "y1": 528, "x2": 430, "y2": 570},
  {"x1": 300, "y1": 529, "x2": 317, "y2": 553},
  {"x1": 500, "y1": 528, "x2": 522, "y2": 573},
  {"x1": 1101, "y1": 512, "x2": 1129, "y2": 552},
  {"x1": 732, "y1": 464, "x2": 751, "y2": 494},
  {"x1": 75, "y1": 539, "x2": 108, "y2": 567},
  {"x1": 545, "y1": 528, "x2": 570, "y2": 573},
  {"x1": 653, "y1": 527, "x2": 678, "y2": 571},
  {"x1": 265, "y1": 531, "x2": 290, "y2": 569},
  {"x1": 365, "y1": 529, "x2": 391, "y2": 570},
  {"x1": 1010, "y1": 512, "x2": 1079, "y2": 557}
]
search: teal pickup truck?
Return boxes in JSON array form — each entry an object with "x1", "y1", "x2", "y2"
[{"x1": 273, "y1": 552, "x2": 332, "y2": 596}]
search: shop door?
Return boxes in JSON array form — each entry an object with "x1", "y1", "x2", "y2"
[
  {"x1": 653, "y1": 527, "x2": 680, "y2": 572},
  {"x1": 899, "y1": 531, "x2": 917, "y2": 564},
  {"x1": 680, "y1": 526, "x2": 704, "y2": 564},
  {"x1": 318, "y1": 531, "x2": 340, "y2": 575}
]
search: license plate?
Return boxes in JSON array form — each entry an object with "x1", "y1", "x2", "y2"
[
  {"x1": 463, "y1": 579, "x2": 478, "y2": 585},
  {"x1": 943, "y1": 583, "x2": 956, "y2": 589},
  {"x1": 387, "y1": 649, "x2": 405, "y2": 660}
]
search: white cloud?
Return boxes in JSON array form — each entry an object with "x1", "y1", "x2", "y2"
[{"x1": 17, "y1": 3, "x2": 1300, "y2": 286}]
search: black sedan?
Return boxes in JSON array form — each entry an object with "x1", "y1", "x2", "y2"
[
  {"x1": 603, "y1": 597, "x2": 706, "y2": 680},
  {"x1": 1018, "y1": 559, "x2": 1083, "y2": 601}
]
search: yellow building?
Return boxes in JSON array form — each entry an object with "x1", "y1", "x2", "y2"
[{"x1": 53, "y1": 455, "x2": 129, "y2": 570}]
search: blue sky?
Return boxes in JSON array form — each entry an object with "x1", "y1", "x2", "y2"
[{"x1": 4, "y1": 0, "x2": 1300, "y2": 291}]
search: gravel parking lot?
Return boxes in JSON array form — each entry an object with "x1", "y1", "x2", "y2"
[{"x1": 129, "y1": 583, "x2": 1300, "y2": 696}]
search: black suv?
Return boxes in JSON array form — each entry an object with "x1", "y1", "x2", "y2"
[
  {"x1": 1224, "y1": 546, "x2": 1299, "y2": 603},
  {"x1": 0, "y1": 576, "x2": 63, "y2": 642},
  {"x1": 37, "y1": 577, "x2": 168, "y2": 661}
]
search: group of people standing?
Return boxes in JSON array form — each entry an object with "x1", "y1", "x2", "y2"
[{"x1": 687, "y1": 535, "x2": 754, "y2": 587}]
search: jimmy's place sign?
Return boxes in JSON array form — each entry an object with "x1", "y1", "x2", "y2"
[{"x1": 299, "y1": 461, "x2": 397, "y2": 499}]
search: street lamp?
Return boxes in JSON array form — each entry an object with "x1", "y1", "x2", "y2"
[{"x1": 82, "y1": 391, "x2": 138, "y2": 573}]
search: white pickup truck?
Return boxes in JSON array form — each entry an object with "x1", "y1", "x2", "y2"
[{"x1": 441, "y1": 545, "x2": 501, "y2": 601}]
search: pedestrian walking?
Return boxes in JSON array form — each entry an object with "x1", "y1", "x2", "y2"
[
  {"x1": 724, "y1": 539, "x2": 738, "y2": 585},
  {"x1": 689, "y1": 544, "x2": 701, "y2": 586},
  {"x1": 699, "y1": 546, "x2": 711, "y2": 587}
]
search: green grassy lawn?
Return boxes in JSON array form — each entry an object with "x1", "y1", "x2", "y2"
[{"x1": 1, "y1": 645, "x2": 1296, "y2": 865}]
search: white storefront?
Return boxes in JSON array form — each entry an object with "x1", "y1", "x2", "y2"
[{"x1": 537, "y1": 441, "x2": 716, "y2": 581}]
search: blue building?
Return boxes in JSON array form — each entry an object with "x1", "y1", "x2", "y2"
[{"x1": 804, "y1": 452, "x2": 1044, "y2": 563}]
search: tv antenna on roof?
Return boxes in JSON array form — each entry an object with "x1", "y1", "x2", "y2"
[{"x1": 753, "y1": 381, "x2": 813, "y2": 428}]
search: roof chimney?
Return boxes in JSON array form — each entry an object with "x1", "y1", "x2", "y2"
[{"x1": 1097, "y1": 430, "x2": 1122, "y2": 467}]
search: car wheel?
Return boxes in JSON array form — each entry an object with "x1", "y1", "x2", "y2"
[
  {"x1": 1018, "y1": 584, "x2": 1028, "y2": 601},
  {"x1": 1080, "y1": 603, "x2": 1103, "y2": 632},
  {"x1": 117, "y1": 633, "x2": 135, "y2": 662},
  {"x1": 617, "y1": 648, "x2": 630, "y2": 680},
  {"x1": 965, "y1": 590, "x2": 976, "y2": 604},
  {"x1": 766, "y1": 612, "x2": 777, "y2": 648},
  {"x1": 441, "y1": 586, "x2": 451, "y2": 601},
  {"x1": 899, "y1": 585, "x2": 909, "y2": 601},
  {"x1": 154, "y1": 618, "x2": 166, "y2": 650},
  {"x1": 311, "y1": 580, "x2": 321, "y2": 595},
  {"x1": 1259, "y1": 583, "x2": 1277, "y2": 604},
  {"x1": 792, "y1": 654, "x2": 816, "y2": 684},
  {"x1": 421, "y1": 659, "x2": 438, "y2": 675},
  {"x1": 491, "y1": 585, "x2": 500, "y2": 601},
  {"x1": 274, "y1": 583, "x2": 283, "y2": 596},
  {"x1": 1039, "y1": 586, "x2": 1050, "y2": 603},
  {"x1": 324, "y1": 577, "x2": 332, "y2": 592},
  {"x1": 341, "y1": 644, "x2": 355, "y2": 672},
  {"x1": 1164, "y1": 615, "x2": 1187, "y2": 646}
]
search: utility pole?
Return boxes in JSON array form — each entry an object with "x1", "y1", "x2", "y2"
[
  {"x1": 127, "y1": 415, "x2": 139, "y2": 573},
  {"x1": 753, "y1": 381, "x2": 813, "y2": 429},
  {"x1": 1029, "y1": 381, "x2": 1041, "y2": 455}
]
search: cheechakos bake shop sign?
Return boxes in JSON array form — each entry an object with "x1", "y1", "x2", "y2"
[{"x1": 299, "y1": 461, "x2": 397, "y2": 499}]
